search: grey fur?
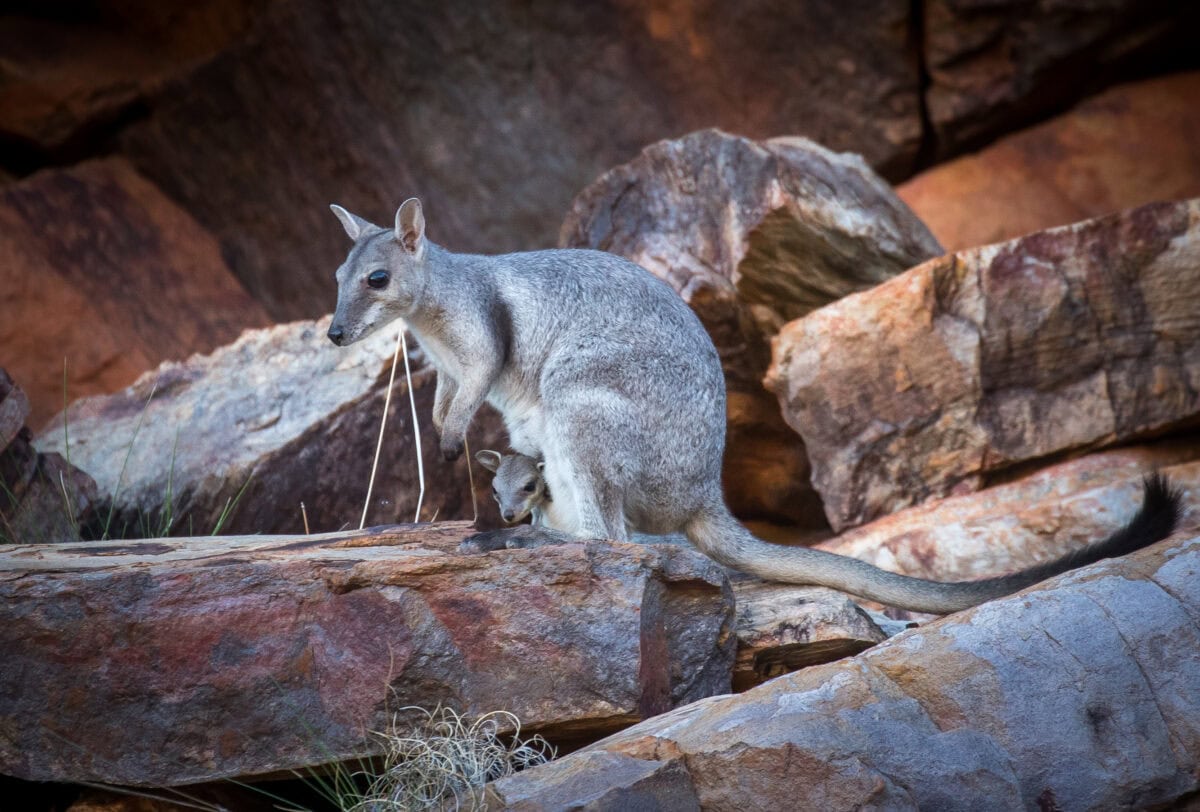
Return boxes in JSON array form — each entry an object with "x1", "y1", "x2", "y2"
[
  {"x1": 328, "y1": 199, "x2": 1180, "y2": 613},
  {"x1": 476, "y1": 450, "x2": 554, "y2": 526}
]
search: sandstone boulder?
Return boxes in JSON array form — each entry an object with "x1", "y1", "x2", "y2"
[
  {"x1": 0, "y1": 369, "x2": 99, "y2": 544},
  {"x1": 900, "y1": 72, "x2": 1200, "y2": 252},
  {"x1": 37, "y1": 317, "x2": 506, "y2": 537},
  {"x1": 118, "y1": 0, "x2": 925, "y2": 321},
  {"x1": 924, "y1": 0, "x2": 1200, "y2": 158},
  {"x1": 767, "y1": 199, "x2": 1200, "y2": 530},
  {"x1": 562, "y1": 129, "x2": 942, "y2": 523},
  {"x1": 0, "y1": 158, "x2": 270, "y2": 427},
  {"x1": 0, "y1": 523, "x2": 735, "y2": 786},
  {"x1": 486, "y1": 529, "x2": 1200, "y2": 810}
]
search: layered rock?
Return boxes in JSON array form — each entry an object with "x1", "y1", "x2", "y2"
[
  {"x1": 0, "y1": 523, "x2": 735, "y2": 786},
  {"x1": 117, "y1": 0, "x2": 925, "y2": 321},
  {"x1": 730, "y1": 581, "x2": 889, "y2": 691},
  {"x1": 0, "y1": 158, "x2": 269, "y2": 426},
  {"x1": 486, "y1": 529, "x2": 1200, "y2": 810},
  {"x1": 900, "y1": 72, "x2": 1200, "y2": 252},
  {"x1": 924, "y1": 0, "x2": 1200, "y2": 158},
  {"x1": 37, "y1": 318, "x2": 506, "y2": 536},
  {"x1": 562, "y1": 129, "x2": 942, "y2": 523},
  {"x1": 819, "y1": 440, "x2": 1200, "y2": 594},
  {"x1": 767, "y1": 199, "x2": 1200, "y2": 530},
  {"x1": 0, "y1": 369, "x2": 99, "y2": 544}
]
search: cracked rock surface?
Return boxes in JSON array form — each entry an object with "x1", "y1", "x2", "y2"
[
  {"x1": 486, "y1": 528, "x2": 1200, "y2": 811},
  {"x1": 767, "y1": 198, "x2": 1200, "y2": 531}
]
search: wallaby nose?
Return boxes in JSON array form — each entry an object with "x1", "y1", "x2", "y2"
[
  {"x1": 503, "y1": 511, "x2": 515, "y2": 522},
  {"x1": 327, "y1": 325, "x2": 345, "y2": 345}
]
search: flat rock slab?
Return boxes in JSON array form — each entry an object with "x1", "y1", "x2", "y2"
[
  {"x1": 486, "y1": 529, "x2": 1200, "y2": 810},
  {"x1": 768, "y1": 198, "x2": 1200, "y2": 530},
  {"x1": 562, "y1": 128, "x2": 941, "y2": 524},
  {"x1": 0, "y1": 523, "x2": 735, "y2": 786}
]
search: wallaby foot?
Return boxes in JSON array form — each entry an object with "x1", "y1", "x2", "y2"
[{"x1": 458, "y1": 525, "x2": 575, "y2": 554}]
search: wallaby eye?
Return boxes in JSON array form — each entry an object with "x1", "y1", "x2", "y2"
[
  {"x1": 523, "y1": 480, "x2": 537, "y2": 493},
  {"x1": 367, "y1": 270, "x2": 390, "y2": 289}
]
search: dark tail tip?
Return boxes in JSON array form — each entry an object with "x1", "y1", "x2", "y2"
[{"x1": 1108, "y1": 472, "x2": 1183, "y2": 558}]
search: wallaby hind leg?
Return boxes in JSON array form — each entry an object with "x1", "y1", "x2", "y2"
[
  {"x1": 538, "y1": 411, "x2": 630, "y2": 542},
  {"x1": 545, "y1": 460, "x2": 628, "y2": 541}
]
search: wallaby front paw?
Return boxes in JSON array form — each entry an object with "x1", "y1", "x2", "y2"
[
  {"x1": 441, "y1": 438, "x2": 464, "y2": 461},
  {"x1": 459, "y1": 530, "x2": 510, "y2": 554}
]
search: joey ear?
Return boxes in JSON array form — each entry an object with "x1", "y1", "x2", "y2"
[
  {"x1": 330, "y1": 204, "x2": 373, "y2": 241},
  {"x1": 536, "y1": 461, "x2": 545, "y2": 473},
  {"x1": 475, "y1": 450, "x2": 501, "y2": 472},
  {"x1": 395, "y1": 198, "x2": 426, "y2": 256}
]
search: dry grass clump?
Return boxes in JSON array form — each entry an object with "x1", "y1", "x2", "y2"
[{"x1": 340, "y1": 705, "x2": 554, "y2": 812}]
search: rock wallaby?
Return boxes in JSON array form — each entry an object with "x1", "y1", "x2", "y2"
[
  {"x1": 327, "y1": 198, "x2": 1181, "y2": 613},
  {"x1": 475, "y1": 449, "x2": 557, "y2": 527}
]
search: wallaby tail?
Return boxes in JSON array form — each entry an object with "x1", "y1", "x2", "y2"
[{"x1": 686, "y1": 474, "x2": 1182, "y2": 614}]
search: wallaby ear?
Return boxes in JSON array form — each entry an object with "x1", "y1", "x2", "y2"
[
  {"x1": 475, "y1": 450, "x2": 501, "y2": 473},
  {"x1": 395, "y1": 198, "x2": 426, "y2": 255},
  {"x1": 330, "y1": 204, "x2": 373, "y2": 241},
  {"x1": 536, "y1": 461, "x2": 545, "y2": 474}
]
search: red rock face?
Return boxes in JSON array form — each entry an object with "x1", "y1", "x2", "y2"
[
  {"x1": 117, "y1": 0, "x2": 926, "y2": 321},
  {"x1": 899, "y1": 72, "x2": 1200, "y2": 252},
  {"x1": 0, "y1": 158, "x2": 270, "y2": 427},
  {"x1": 0, "y1": 525, "x2": 735, "y2": 786},
  {"x1": 0, "y1": 1, "x2": 266, "y2": 156},
  {"x1": 923, "y1": 0, "x2": 1200, "y2": 158},
  {"x1": 767, "y1": 199, "x2": 1200, "y2": 531}
]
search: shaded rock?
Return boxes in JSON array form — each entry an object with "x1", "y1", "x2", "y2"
[
  {"x1": 0, "y1": 523, "x2": 735, "y2": 786},
  {"x1": 65, "y1": 785, "x2": 275, "y2": 812},
  {"x1": 627, "y1": 532, "x2": 897, "y2": 686},
  {"x1": 730, "y1": 581, "x2": 887, "y2": 691},
  {"x1": 485, "y1": 530, "x2": 1200, "y2": 810},
  {"x1": 924, "y1": 0, "x2": 1200, "y2": 158},
  {"x1": 118, "y1": 0, "x2": 924, "y2": 321},
  {"x1": 0, "y1": 1, "x2": 266, "y2": 158},
  {"x1": 0, "y1": 158, "x2": 270, "y2": 427},
  {"x1": 900, "y1": 72, "x2": 1200, "y2": 252},
  {"x1": 37, "y1": 317, "x2": 508, "y2": 536},
  {"x1": 767, "y1": 199, "x2": 1200, "y2": 530},
  {"x1": 0, "y1": 369, "x2": 99, "y2": 544},
  {"x1": 818, "y1": 440, "x2": 1200, "y2": 599},
  {"x1": 562, "y1": 129, "x2": 942, "y2": 523}
]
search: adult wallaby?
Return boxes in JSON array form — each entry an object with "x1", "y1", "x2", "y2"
[{"x1": 327, "y1": 198, "x2": 1181, "y2": 613}]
